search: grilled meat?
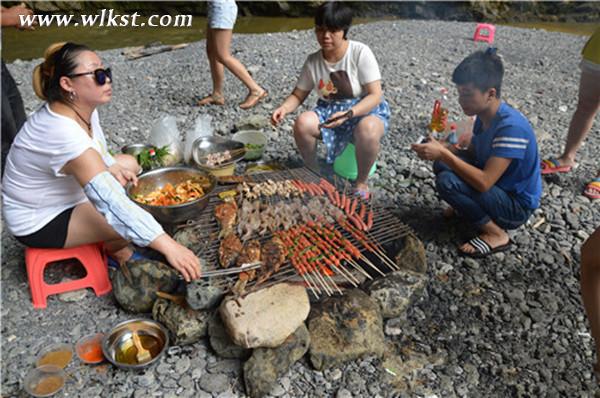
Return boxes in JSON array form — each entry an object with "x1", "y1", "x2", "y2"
[
  {"x1": 261, "y1": 237, "x2": 286, "y2": 273},
  {"x1": 236, "y1": 239, "x2": 261, "y2": 268},
  {"x1": 215, "y1": 200, "x2": 238, "y2": 238},
  {"x1": 219, "y1": 232, "x2": 242, "y2": 268},
  {"x1": 255, "y1": 236, "x2": 287, "y2": 285}
]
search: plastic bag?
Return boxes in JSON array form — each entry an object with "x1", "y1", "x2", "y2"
[
  {"x1": 184, "y1": 114, "x2": 213, "y2": 164},
  {"x1": 149, "y1": 115, "x2": 183, "y2": 166}
]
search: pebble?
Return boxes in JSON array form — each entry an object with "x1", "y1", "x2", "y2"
[
  {"x1": 136, "y1": 373, "x2": 155, "y2": 388},
  {"x1": 175, "y1": 357, "x2": 191, "y2": 374},
  {"x1": 199, "y1": 373, "x2": 229, "y2": 393},
  {"x1": 58, "y1": 288, "x2": 88, "y2": 302},
  {"x1": 336, "y1": 388, "x2": 353, "y2": 398}
]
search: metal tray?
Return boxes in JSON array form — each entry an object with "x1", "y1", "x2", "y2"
[{"x1": 191, "y1": 136, "x2": 245, "y2": 169}]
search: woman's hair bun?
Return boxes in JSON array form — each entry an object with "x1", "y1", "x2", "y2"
[{"x1": 32, "y1": 42, "x2": 68, "y2": 100}]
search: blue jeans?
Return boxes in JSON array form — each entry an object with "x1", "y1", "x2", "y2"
[{"x1": 433, "y1": 160, "x2": 533, "y2": 230}]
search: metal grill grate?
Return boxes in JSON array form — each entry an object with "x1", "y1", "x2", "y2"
[{"x1": 174, "y1": 167, "x2": 415, "y2": 297}]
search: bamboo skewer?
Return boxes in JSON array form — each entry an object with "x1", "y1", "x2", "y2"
[
  {"x1": 334, "y1": 263, "x2": 360, "y2": 286},
  {"x1": 300, "y1": 273, "x2": 319, "y2": 298},
  {"x1": 346, "y1": 258, "x2": 373, "y2": 280},
  {"x1": 324, "y1": 273, "x2": 343, "y2": 295},
  {"x1": 359, "y1": 255, "x2": 386, "y2": 277}
]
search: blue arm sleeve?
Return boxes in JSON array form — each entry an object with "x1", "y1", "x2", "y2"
[{"x1": 83, "y1": 171, "x2": 164, "y2": 247}]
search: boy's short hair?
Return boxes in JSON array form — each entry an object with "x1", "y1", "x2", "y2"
[
  {"x1": 315, "y1": 2, "x2": 353, "y2": 39},
  {"x1": 452, "y1": 49, "x2": 504, "y2": 98}
]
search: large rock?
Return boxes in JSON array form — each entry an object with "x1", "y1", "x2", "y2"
[
  {"x1": 365, "y1": 270, "x2": 427, "y2": 319},
  {"x1": 186, "y1": 279, "x2": 225, "y2": 311},
  {"x1": 112, "y1": 260, "x2": 180, "y2": 313},
  {"x1": 220, "y1": 283, "x2": 310, "y2": 348},
  {"x1": 244, "y1": 324, "x2": 310, "y2": 398},
  {"x1": 308, "y1": 289, "x2": 385, "y2": 370},
  {"x1": 208, "y1": 312, "x2": 251, "y2": 360},
  {"x1": 395, "y1": 234, "x2": 427, "y2": 274},
  {"x1": 152, "y1": 298, "x2": 210, "y2": 345}
]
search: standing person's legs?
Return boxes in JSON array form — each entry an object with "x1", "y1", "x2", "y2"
[
  {"x1": 210, "y1": 29, "x2": 267, "y2": 108},
  {"x1": 581, "y1": 226, "x2": 600, "y2": 378},
  {"x1": 198, "y1": 27, "x2": 226, "y2": 106},
  {"x1": 1, "y1": 61, "x2": 27, "y2": 171},
  {"x1": 555, "y1": 68, "x2": 600, "y2": 167},
  {"x1": 353, "y1": 115, "x2": 384, "y2": 191},
  {"x1": 293, "y1": 111, "x2": 321, "y2": 171}
]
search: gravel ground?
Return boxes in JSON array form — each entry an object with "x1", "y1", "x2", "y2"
[{"x1": 2, "y1": 20, "x2": 599, "y2": 397}]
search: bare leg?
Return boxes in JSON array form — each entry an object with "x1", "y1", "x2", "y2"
[
  {"x1": 557, "y1": 70, "x2": 600, "y2": 167},
  {"x1": 199, "y1": 28, "x2": 226, "y2": 105},
  {"x1": 293, "y1": 111, "x2": 321, "y2": 171},
  {"x1": 64, "y1": 202, "x2": 132, "y2": 263},
  {"x1": 211, "y1": 28, "x2": 266, "y2": 107},
  {"x1": 353, "y1": 115, "x2": 384, "y2": 190},
  {"x1": 581, "y1": 227, "x2": 600, "y2": 377},
  {"x1": 458, "y1": 220, "x2": 509, "y2": 254}
]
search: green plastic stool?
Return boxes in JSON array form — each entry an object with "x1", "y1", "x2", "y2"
[{"x1": 333, "y1": 143, "x2": 376, "y2": 180}]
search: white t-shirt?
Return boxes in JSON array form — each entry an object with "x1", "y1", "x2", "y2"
[
  {"x1": 296, "y1": 40, "x2": 381, "y2": 100},
  {"x1": 2, "y1": 103, "x2": 116, "y2": 236}
]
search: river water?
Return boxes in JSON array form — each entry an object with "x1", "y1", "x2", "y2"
[{"x1": 2, "y1": 17, "x2": 597, "y2": 62}]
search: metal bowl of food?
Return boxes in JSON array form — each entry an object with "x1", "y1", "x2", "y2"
[
  {"x1": 232, "y1": 130, "x2": 267, "y2": 160},
  {"x1": 192, "y1": 136, "x2": 246, "y2": 175},
  {"x1": 127, "y1": 166, "x2": 216, "y2": 225},
  {"x1": 102, "y1": 318, "x2": 169, "y2": 371},
  {"x1": 121, "y1": 143, "x2": 153, "y2": 157}
]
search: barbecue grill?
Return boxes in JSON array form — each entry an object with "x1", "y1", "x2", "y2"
[{"x1": 172, "y1": 167, "x2": 416, "y2": 297}]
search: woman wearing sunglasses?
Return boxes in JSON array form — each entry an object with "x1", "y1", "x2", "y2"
[{"x1": 2, "y1": 42, "x2": 201, "y2": 282}]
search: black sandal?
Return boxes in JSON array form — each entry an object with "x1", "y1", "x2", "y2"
[{"x1": 459, "y1": 236, "x2": 512, "y2": 258}]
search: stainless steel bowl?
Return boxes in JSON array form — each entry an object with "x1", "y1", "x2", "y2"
[
  {"x1": 192, "y1": 136, "x2": 246, "y2": 169},
  {"x1": 121, "y1": 144, "x2": 153, "y2": 156},
  {"x1": 102, "y1": 318, "x2": 169, "y2": 370},
  {"x1": 127, "y1": 166, "x2": 216, "y2": 225}
]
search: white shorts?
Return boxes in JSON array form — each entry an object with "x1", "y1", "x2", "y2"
[{"x1": 208, "y1": 0, "x2": 238, "y2": 30}]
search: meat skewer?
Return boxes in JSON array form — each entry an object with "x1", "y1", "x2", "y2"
[{"x1": 338, "y1": 217, "x2": 396, "y2": 272}]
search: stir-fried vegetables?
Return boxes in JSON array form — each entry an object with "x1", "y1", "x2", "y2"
[{"x1": 134, "y1": 179, "x2": 206, "y2": 206}]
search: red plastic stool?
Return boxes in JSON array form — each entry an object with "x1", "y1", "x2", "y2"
[
  {"x1": 25, "y1": 243, "x2": 112, "y2": 309},
  {"x1": 473, "y1": 23, "x2": 496, "y2": 44}
]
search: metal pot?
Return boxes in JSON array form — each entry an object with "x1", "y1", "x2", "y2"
[
  {"x1": 126, "y1": 166, "x2": 216, "y2": 225},
  {"x1": 102, "y1": 318, "x2": 169, "y2": 370}
]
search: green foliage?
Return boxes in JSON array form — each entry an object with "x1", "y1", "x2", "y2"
[{"x1": 137, "y1": 145, "x2": 170, "y2": 171}]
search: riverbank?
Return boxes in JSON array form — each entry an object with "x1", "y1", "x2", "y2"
[{"x1": 2, "y1": 19, "x2": 598, "y2": 397}]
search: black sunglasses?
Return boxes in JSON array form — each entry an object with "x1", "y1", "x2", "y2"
[{"x1": 67, "y1": 68, "x2": 112, "y2": 85}]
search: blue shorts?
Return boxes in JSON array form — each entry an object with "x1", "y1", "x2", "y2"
[
  {"x1": 313, "y1": 97, "x2": 390, "y2": 163},
  {"x1": 208, "y1": 0, "x2": 238, "y2": 30}
]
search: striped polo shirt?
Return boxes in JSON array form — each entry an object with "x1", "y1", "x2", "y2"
[{"x1": 471, "y1": 102, "x2": 542, "y2": 209}]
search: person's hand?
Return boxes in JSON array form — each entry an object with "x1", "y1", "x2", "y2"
[
  {"x1": 457, "y1": 130, "x2": 473, "y2": 149},
  {"x1": 411, "y1": 135, "x2": 447, "y2": 161},
  {"x1": 271, "y1": 106, "x2": 288, "y2": 126},
  {"x1": 2, "y1": 5, "x2": 36, "y2": 29},
  {"x1": 321, "y1": 111, "x2": 351, "y2": 129},
  {"x1": 163, "y1": 242, "x2": 202, "y2": 282},
  {"x1": 108, "y1": 163, "x2": 138, "y2": 187}
]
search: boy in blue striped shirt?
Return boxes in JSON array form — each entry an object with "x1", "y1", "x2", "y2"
[{"x1": 412, "y1": 49, "x2": 542, "y2": 257}]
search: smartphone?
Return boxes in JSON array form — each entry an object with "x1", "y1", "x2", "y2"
[{"x1": 415, "y1": 136, "x2": 429, "y2": 144}]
